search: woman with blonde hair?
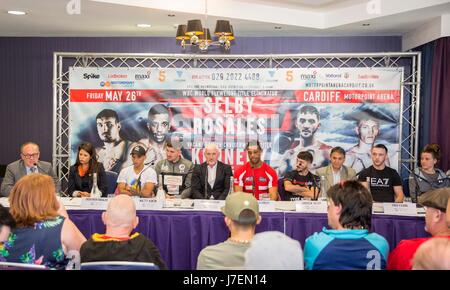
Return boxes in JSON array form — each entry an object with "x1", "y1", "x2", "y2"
[{"x1": 0, "y1": 173, "x2": 86, "y2": 269}]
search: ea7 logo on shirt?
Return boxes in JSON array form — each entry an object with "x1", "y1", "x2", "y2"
[{"x1": 370, "y1": 178, "x2": 390, "y2": 187}]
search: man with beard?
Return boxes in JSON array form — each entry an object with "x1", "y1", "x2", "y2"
[
  {"x1": 271, "y1": 105, "x2": 331, "y2": 176},
  {"x1": 95, "y1": 109, "x2": 133, "y2": 173}
]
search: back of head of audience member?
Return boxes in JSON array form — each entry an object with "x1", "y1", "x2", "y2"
[
  {"x1": 418, "y1": 188, "x2": 450, "y2": 236},
  {"x1": 245, "y1": 231, "x2": 304, "y2": 270},
  {"x1": 0, "y1": 204, "x2": 15, "y2": 242},
  {"x1": 9, "y1": 173, "x2": 59, "y2": 227},
  {"x1": 327, "y1": 180, "x2": 373, "y2": 230},
  {"x1": 102, "y1": 195, "x2": 138, "y2": 236},
  {"x1": 412, "y1": 238, "x2": 450, "y2": 270},
  {"x1": 221, "y1": 192, "x2": 261, "y2": 236}
]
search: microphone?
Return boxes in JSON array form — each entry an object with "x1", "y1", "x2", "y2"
[
  {"x1": 250, "y1": 164, "x2": 256, "y2": 198},
  {"x1": 311, "y1": 173, "x2": 319, "y2": 201},
  {"x1": 33, "y1": 162, "x2": 41, "y2": 173}
]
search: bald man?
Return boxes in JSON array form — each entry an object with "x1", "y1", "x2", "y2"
[
  {"x1": 80, "y1": 195, "x2": 167, "y2": 269},
  {"x1": 191, "y1": 143, "x2": 233, "y2": 200}
]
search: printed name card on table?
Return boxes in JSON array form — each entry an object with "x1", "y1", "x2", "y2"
[
  {"x1": 383, "y1": 203, "x2": 418, "y2": 216},
  {"x1": 295, "y1": 200, "x2": 327, "y2": 213},
  {"x1": 258, "y1": 201, "x2": 277, "y2": 212},
  {"x1": 194, "y1": 200, "x2": 225, "y2": 211},
  {"x1": 135, "y1": 198, "x2": 163, "y2": 210},
  {"x1": 80, "y1": 197, "x2": 109, "y2": 209}
]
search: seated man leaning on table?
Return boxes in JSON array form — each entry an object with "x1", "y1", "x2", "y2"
[
  {"x1": 80, "y1": 194, "x2": 167, "y2": 269},
  {"x1": 358, "y1": 144, "x2": 404, "y2": 203},
  {"x1": 154, "y1": 140, "x2": 194, "y2": 199},
  {"x1": 388, "y1": 188, "x2": 450, "y2": 270},
  {"x1": 117, "y1": 145, "x2": 157, "y2": 198}
]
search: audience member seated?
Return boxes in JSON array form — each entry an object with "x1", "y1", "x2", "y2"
[
  {"x1": 155, "y1": 140, "x2": 194, "y2": 199},
  {"x1": 388, "y1": 188, "x2": 450, "y2": 270},
  {"x1": 197, "y1": 192, "x2": 261, "y2": 270},
  {"x1": 283, "y1": 151, "x2": 320, "y2": 200},
  {"x1": 316, "y1": 146, "x2": 356, "y2": 194},
  {"x1": 68, "y1": 141, "x2": 107, "y2": 197},
  {"x1": 191, "y1": 143, "x2": 233, "y2": 200},
  {"x1": 358, "y1": 144, "x2": 404, "y2": 202},
  {"x1": 0, "y1": 174, "x2": 86, "y2": 269},
  {"x1": 304, "y1": 180, "x2": 389, "y2": 270},
  {"x1": 409, "y1": 144, "x2": 450, "y2": 202},
  {"x1": 80, "y1": 195, "x2": 167, "y2": 269},
  {"x1": 0, "y1": 205, "x2": 15, "y2": 243},
  {"x1": 1, "y1": 142, "x2": 60, "y2": 197},
  {"x1": 412, "y1": 238, "x2": 450, "y2": 270},
  {"x1": 117, "y1": 145, "x2": 157, "y2": 198},
  {"x1": 234, "y1": 140, "x2": 278, "y2": 201},
  {"x1": 245, "y1": 231, "x2": 304, "y2": 270}
]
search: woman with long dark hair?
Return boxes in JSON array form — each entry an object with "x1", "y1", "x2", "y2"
[{"x1": 68, "y1": 141, "x2": 107, "y2": 197}]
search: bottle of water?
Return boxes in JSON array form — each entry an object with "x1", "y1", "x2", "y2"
[
  {"x1": 156, "y1": 174, "x2": 166, "y2": 201},
  {"x1": 228, "y1": 176, "x2": 234, "y2": 195},
  {"x1": 90, "y1": 173, "x2": 102, "y2": 198},
  {"x1": 319, "y1": 175, "x2": 327, "y2": 200},
  {"x1": 366, "y1": 176, "x2": 371, "y2": 194}
]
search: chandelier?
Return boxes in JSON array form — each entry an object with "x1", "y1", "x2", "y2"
[{"x1": 175, "y1": 1, "x2": 234, "y2": 52}]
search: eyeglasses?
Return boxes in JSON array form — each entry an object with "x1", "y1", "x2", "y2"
[{"x1": 22, "y1": 153, "x2": 39, "y2": 159}]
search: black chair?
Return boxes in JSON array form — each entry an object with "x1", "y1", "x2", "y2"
[
  {"x1": 278, "y1": 178, "x2": 287, "y2": 201},
  {"x1": 105, "y1": 171, "x2": 118, "y2": 195}
]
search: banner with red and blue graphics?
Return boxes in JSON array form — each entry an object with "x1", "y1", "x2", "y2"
[{"x1": 69, "y1": 67, "x2": 402, "y2": 177}]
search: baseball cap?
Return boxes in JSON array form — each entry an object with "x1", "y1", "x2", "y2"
[
  {"x1": 245, "y1": 231, "x2": 304, "y2": 270},
  {"x1": 130, "y1": 145, "x2": 146, "y2": 157},
  {"x1": 221, "y1": 192, "x2": 259, "y2": 223},
  {"x1": 418, "y1": 188, "x2": 450, "y2": 212}
]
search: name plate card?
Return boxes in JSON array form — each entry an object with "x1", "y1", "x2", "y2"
[
  {"x1": 194, "y1": 200, "x2": 225, "y2": 211},
  {"x1": 258, "y1": 201, "x2": 277, "y2": 212},
  {"x1": 164, "y1": 199, "x2": 194, "y2": 209},
  {"x1": 383, "y1": 203, "x2": 418, "y2": 216},
  {"x1": 135, "y1": 198, "x2": 163, "y2": 210},
  {"x1": 295, "y1": 200, "x2": 327, "y2": 213},
  {"x1": 80, "y1": 197, "x2": 109, "y2": 209}
]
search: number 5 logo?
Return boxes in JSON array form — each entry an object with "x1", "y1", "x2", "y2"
[
  {"x1": 286, "y1": 70, "x2": 293, "y2": 82},
  {"x1": 159, "y1": 70, "x2": 166, "y2": 82}
]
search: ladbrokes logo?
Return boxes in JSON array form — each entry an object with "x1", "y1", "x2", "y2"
[
  {"x1": 300, "y1": 71, "x2": 317, "y2": 80},
  {"x1": 83, "y1": 73, "x2": 100, "y2": 80},
  {"x1": 135, "y1": 71, "x2": 151, "y2": 80}
]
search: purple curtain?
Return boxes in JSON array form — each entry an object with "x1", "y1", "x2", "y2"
[{"x1": 430, "y1": 37, "x2": 450, "y2": 171}]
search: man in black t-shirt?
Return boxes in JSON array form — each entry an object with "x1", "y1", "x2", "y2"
[
  {"x1": 283, "y1": 151, "x2": 321, "y2": 201},
  {"x1": 358, "y1": 144, "x2": 404, "y2": 203}
]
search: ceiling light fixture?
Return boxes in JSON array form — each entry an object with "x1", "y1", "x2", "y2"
[
  {"x1": 7, "y1": 10, "x2": 27, "y2": 15},
  {"x1": 176, "y1": 0, "x2": 234, "y2": 52}
]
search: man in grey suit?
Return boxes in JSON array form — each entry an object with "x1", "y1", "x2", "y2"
[
  {"x1": 0, "y1": 142, "x2": 60, "y2": 197},
  {"x1": 316, "y1": 147, "x2": 356, "y2": 194}
]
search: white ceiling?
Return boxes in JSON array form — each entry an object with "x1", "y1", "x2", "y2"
[{"x1": 0, "y1": 0, "x2": 449, "y2": 37}]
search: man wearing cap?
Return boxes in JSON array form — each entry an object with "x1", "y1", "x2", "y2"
[
  {"x1": 154, "y1": 140, "x2": 194, "y2": 199},
  {"x1": 196, "y1": 192, "x2": 261, "y2": 270},
  {"x1": 116, "y1": 145, "x2": 157, "y2": 197},
  {"x1": 234, "y1": 140, "x2": 278, "y2": 201},
  {"x1": 388, "y1": 188, "x2": 450, "y2": 270}
]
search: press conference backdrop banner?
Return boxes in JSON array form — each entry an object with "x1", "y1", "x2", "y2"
[{"x1": 69, "y1": 67, "x2": 402, "y2": 176}]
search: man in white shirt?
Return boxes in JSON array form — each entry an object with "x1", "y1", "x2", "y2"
[{"x1": 117, "y1": 145, "x2": 157, "y2": 198}]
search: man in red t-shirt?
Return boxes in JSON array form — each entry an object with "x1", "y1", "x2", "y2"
[
  {"x1": 388, "y1": 188, "x2": 450, "y2": 270},
  {"x1": 234, "y1": 141, "x2": 278, "y2": 201}
]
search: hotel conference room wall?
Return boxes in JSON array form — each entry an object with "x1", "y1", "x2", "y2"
[{"x1": 0, "y1": 36, "x2": 401, "y2": 164}]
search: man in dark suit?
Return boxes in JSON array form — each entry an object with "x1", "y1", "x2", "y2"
[
  {"x1": 191, "y1": 143, "x2": 233, "y2": 200},
  {"x1": 0, "y1": 142, "x2": 60, "y2": 197}
]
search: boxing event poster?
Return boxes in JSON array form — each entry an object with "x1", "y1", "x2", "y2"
[{"x1": 69, "y1": 67, "x2": 402, "y2": 176}]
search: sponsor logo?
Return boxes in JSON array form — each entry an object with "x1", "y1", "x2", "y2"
[
  {"x1": 268, "y1": 70, "x2": 275, "y2": 78},
  {"x1": 135, "y1": 71, "x2": 151, "y2": 80},
  {"x1": 259, "y1": 177, "x2": 267, "y2": 182},
  {"x1": 83, "y1": 73, "x2": 100, "y2": 80},
  {"x1": 176, "y1": 71, "x2": 183, "y2": 78},
  {"x1": 100, "y1": 81, "x2": 111, "y2": 87},
  {"x1": 192, "y1": 74, "x2": 211, "y2": 80},
  {"x1": 358, "y1": 74, "x2": 379, "y2": 79},
  {"x1": 245, "y1": 176, "x2": 254, "y2": 182},
  {"x1": 179, "y1": 164, "x2": 186, "y2": 173},
  {"x1": 325, "y1": 73, "x2": 342, "y2": 79},
  {"x1": 344, "y1": 72, "x2": 350, "y2": 79},
  {"x1": 107, "y1": 74, "x2": 128, "y2": 79},
  {"x1": 300, "y1": 71, "x2": 317, "y2": 80}
]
